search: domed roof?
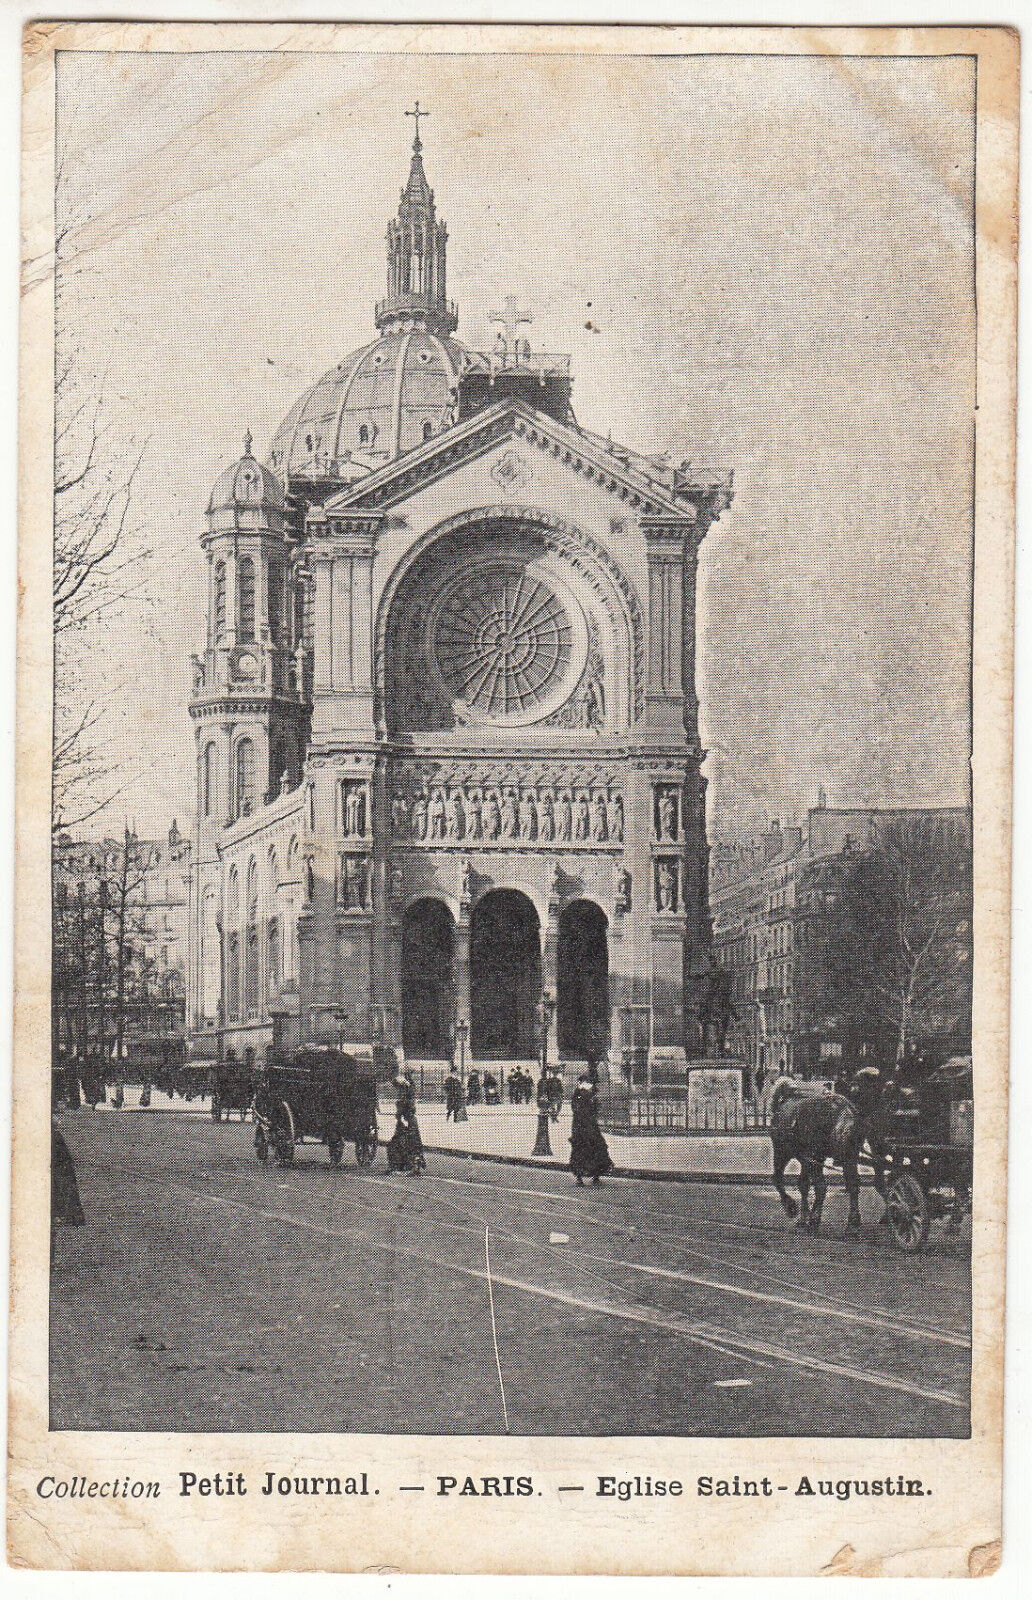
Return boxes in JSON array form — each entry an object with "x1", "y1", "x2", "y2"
[
  {"x1": 207, "y1": 432, "x2": 285, "y2": 514},
  {"x1": 267, "y1": 329, "x2": 467, "y2": 481}
]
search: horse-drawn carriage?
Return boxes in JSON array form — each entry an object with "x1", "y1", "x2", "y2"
[
  {"x1": 210, "y1": 1055, "x2": 255, "y2": 1122},
  {"x1": 253, "y1": 1047, "x2": 379, "y2": 1169},
  {"x1": 870, "y1": 1056, "x2": 973, "y2": 1253}
]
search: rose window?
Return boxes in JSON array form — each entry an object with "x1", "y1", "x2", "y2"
[{"x1": 428, "y1": 559, "x2": 587, "y2": 726}]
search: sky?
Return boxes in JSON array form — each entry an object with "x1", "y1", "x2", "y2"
[{"x1": 54, "y1": 47, "x2": 976, "y2": 840}]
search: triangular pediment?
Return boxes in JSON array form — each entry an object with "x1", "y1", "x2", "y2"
[{"x1": 321, "y1": 399, "x2": 695, "y2": 521}]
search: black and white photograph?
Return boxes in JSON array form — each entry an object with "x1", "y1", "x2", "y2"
[{"x1": 11, "y1": 19, "x2": 1015, "y2": 1578}]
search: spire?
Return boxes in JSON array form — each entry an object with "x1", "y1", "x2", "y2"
[
  {"x1": 375, "y1": 105, "x2": 457, "y2": 336},
  {"x1": 243, "y1": 427, "x2": 253, "y2": 458}
]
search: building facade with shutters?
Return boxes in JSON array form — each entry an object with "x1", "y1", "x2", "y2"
[{"x1": 187, "y1": 119, "x2": 733, "y2": 1076}]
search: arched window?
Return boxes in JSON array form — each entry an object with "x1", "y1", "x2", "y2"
[
  {"x1": 245, "y1": 858, "x2": 260, "y2": 1019},
  {"x1": 237, "y1": 557, "x2": 256, "y2": 641},
  {"x1": 226, "y1": 933, "x2": 240, "y2": 1021},
  {"x1": 422, "y1": 420, "x2": 433, "y2": 441},
  {"x1": 267, "y1": 917, "x2": 280, "y2": 1001},
  {"x1": 235, "y1": 739, "x2": 256, "y2": 819},
  {"x1": 201, "y1": 742, "x2": 216, "y2": 818},
  {"x1": 358, "y1": 424, "x2": 369, "y2": 446},
  {"x1": 214, "y1": 562, "x2": 226, "y2": 639},
  {"x1": 268, "y1": 562, "x2": 283, "y2": 644}
]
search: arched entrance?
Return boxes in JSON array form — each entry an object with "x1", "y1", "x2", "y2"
[
  {"x1": 401, "y1": 899, "x2": 454, "y2": 1058},
  {"x1": 471, "y1": 890, "x2": 541, "y2": 1059},
  {"x1": 557, "y1": 900, "x2": 610, "y2": 1061}
]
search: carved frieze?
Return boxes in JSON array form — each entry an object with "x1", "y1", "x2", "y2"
[{"x1": 387, "y1": 763, "x2": 625, "y2": 849}]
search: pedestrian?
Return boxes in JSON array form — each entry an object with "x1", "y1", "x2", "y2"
[
  {"x1": 569, "y1": 1073, "x2": 614, "y2": 1186},
  {"x1": 467, "y1": 1068, "x2": 482, "y2": 1106},
  {"x1": 507, "y1": 1066, "x2": 521, "y2": 1104},
  {"x1": 443, "y1": 1065, "x2": 463, "y2": 1122},
  {"x1": 387, "y1": 1071, "x2": 425, "y2": 1173},
  {"x1": 546, "y1": 1066, "x2": 564, "y2": 1121},
  {"x1": 483, "y1": 1070, "x2": 500, "y2": 1106},
  {"x1": 51, "y1": 1085, "x2": 85, "y2": 1243}
]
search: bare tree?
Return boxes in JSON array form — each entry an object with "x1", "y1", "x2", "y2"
[
  {"x1": 52, "y1": 152, "x2": 151, "y2": 831},
  {"x1": 820, "y1": 816, "x2": 972, "y2": 1070}
]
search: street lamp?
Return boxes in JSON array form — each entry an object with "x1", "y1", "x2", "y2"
[
  {"x1": 539, "y1": 989, "x2": 555, "y2": 1078},
  {"x1": 454, "y1": 1017, "x2": 469, "y2": 1088}
]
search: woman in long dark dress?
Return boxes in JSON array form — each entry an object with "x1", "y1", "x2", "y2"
[
  {"x1": 387, "y1": 1073, "x2": 425, "y2": 1173},
  {"x1": 569, "y1": 1074, "x2": 613, "y2": 1185}
]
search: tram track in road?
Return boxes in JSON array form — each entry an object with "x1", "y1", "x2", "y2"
[
  {"x1": 351, "y1": 1173, "x2": 971, "y2": 1351},
  {"x1": 76, "y1": 1150, "x2": 971, "y2": 1416},
  {"x1": 356, "y1": 1167, "x2": 972, "y2": 1342}
]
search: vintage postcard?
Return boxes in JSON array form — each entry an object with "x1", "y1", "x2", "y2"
[{"x1": 10, "y1": 20, "x2": 1016, "y2": 1576}]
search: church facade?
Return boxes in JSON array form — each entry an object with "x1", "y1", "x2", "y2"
[{"x1": 187, "y1": 118, "x2": 732, "y2": 1079}]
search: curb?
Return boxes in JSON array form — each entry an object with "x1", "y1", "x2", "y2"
[{"x1": 421, "y1": 1141, "x2": 775, "y2": 1186}]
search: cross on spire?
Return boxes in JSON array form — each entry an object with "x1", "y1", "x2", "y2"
[
  {"x1": 405, "y1": 100, "x2": 428, "y2": 152},
  {"x1": 489, "y1": 295, "x2": 533, "y2": 351}
]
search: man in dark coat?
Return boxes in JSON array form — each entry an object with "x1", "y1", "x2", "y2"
[
  {"x1": 466, "y1": 1068, "x2": 482, "y2": 1106},
  {"x1": 569, "y1": 1073, "x2": 614, "y2": 1186},
  {"x1": 387, "y1": 1073, "x2": 425, "y2": 1173},
  {"x1": 443, "y1": 1067, "x2": 463, "y2": 1122}
]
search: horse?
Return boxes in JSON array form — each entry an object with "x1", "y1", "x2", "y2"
[{"x1": 768, "y1": 1077, "x2": 862, "y2": 1235}]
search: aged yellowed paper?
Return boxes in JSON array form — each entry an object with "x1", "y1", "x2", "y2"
[{"x1": 10, "y1": 21, "x2": 1016, "y2": 1576}]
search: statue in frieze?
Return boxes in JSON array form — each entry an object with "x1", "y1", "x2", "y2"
[
  {"x1": 556, "y1": 791, "x2": 572, "y2": 842},
  {"x1": 574, "y1": 791, "x2": 591, "y2": 842},
  {"x1": 592, "y1": 791, "x2": 609, "y2": 842},
  {"x1": 501, "y1": 790, "x2": 519, "y2": 840},
  {"x1": 484, "y1": 788, "x2": 501, "y2": 840},
  {"x1": 615, "y1": 865, "x2": 632, "y2": 913},
  {"x1": 519, "y1": 789, "x2": 538, "y2": 841},
  {"x1": 656, "y1": 860, "x2": 677, "y2": 912},
  {"x1": 538, "y1": 790, "x2": 555, "y2": 842},
  {"x1": 391, "y1": 791, "x2": 408, "y2": 836},
  {"x1": 608, "y1": 792, "x2": 624, "y2": 842},
  {"x1": 411, "y1": 790, "x2": 428, "y2": 841},
  {"x1": 446, "y1": 788, "x2": 465, "y2": 841},
  {"x1": 429, "y1": 787, "x2": 447, "y2": 841},
  {"x1": 466, "y1": 789, "x2": 483, "y2": 841}
]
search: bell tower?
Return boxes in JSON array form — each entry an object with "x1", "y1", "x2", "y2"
[
  {"x1": 187, "y1": 432, "x2": 310, "y2": 1036},
  {"x1": 375, "y1": 104, "x2": 458, "y2": 336}
]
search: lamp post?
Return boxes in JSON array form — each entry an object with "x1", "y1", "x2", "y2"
[
  {"x1": 533, "y1": 990, "x2": 556, "y2": 1157},
  {"x1": 539, "y1": 989, "x2": 555, "y2": 1076},
  {"x1": 455, "y1": 1017, "x2": 469, "y2": 1089}
]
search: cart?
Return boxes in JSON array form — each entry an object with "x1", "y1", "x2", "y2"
[
  {"x1": 211, "y1": 1056, "x2": 256, "y2": 1122},
  {"x1": 253, "y1": 1047, "x2": 379, "y2": 1168},
  {"x1": 875, "y1": 1057, "x2": 973, "y2": 1253}
]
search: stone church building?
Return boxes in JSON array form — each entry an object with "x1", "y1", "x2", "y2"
[{"x1": 187, "y1": 117, "x2": 732, "y2": 1080}]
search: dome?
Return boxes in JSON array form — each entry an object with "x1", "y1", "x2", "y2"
[
  {"x1": 267, "y1": 329, "x2": 467, "y2": 480},
  {"x1": 207, "y1": 432, "x2": 285, "y2": 514}
]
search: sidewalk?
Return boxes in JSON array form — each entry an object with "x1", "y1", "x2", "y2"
[{"x1": 387, "y1": 1102, "x2": 775, "y2": 1182}]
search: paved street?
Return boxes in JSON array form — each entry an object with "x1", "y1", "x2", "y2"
[{"x1": 51, "y1": 1109, "x2": 971, "y2": 1437}]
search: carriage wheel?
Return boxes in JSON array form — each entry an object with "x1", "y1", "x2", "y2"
[
  {"x1": 328, "y1": 1137, "x2": 344, "y2": 1168},
  {"x1": 886, "y1": 1171, "x2": 930, "y2": 1253},
  {"x1": 356, "y1": 1131, "x2": 377, "y2": 1168},
  {"x1": 255, "y1": 1126, "x2": 269, "y2": 1165}
]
